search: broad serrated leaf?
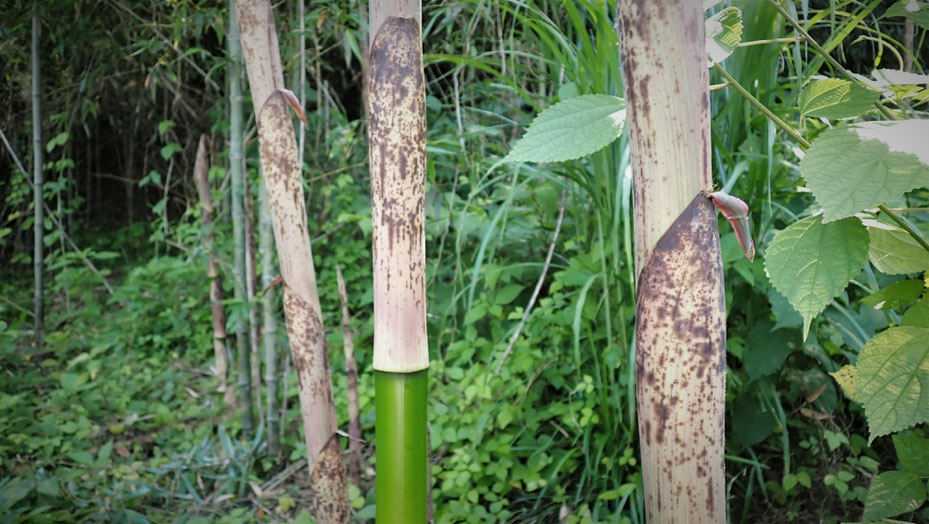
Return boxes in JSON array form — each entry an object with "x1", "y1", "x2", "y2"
[
  {"x1": 884, "y1": 0, "x2": 929, "y2": 30},
  {"x1": 867, "y1": 222, "x2": 929, "y2": 275},
  {"x1": 858, "y1": 326, "x2": 929, "y2": 441},
  {"x1": 765, "y1": 216, "x2": 869, "y2": 339},
  {"x1": 799, "y1": 79, "x2": 880, "y2": 119},
  {"x1": 863, "y1": 470, "x2": 926, "y2": 520},
  {"x1": 831, "y1": 364, "x2": 860, "y2": 402},
  {"x1": 503, "y1": 95, "x2": 625, "y2": 163},
  {"x1": 801, "y1": 121, "x2": 929, "y2": 222},
  {"x1": 706, "y1": 7, "x2": 742, "y2": 64},
  {"x1": 893, "y1": 433, "x2": 929, "y2": 476},
  {"x1": 861, "y1": 280, "x2": 925, "y2": 310}
]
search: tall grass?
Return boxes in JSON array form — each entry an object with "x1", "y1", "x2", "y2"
[{"x1": 422, "y1": 0, "x2": 643, "y2": 519}]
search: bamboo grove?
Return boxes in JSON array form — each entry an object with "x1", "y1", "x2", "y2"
[{"x1": 2, "y1": 0, "x2": 929, "y2": 522}]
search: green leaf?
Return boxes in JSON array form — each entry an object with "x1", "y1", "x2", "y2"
[
  {"x1": 861, "y1": 280, "x2": 924, "y2": 310},
  {"x1": 278, "y1": 494, "x2": 296, "y2": 513},
  {"x1": 764, "y1": 216, "x2": 869, "y2": 339},
  {"x1": 743, "y1": 320, "x2": 801, "y2": 379},
  {"x1": 494, "y1": 284, "x2": 524, "y2": 305},
  {"x1": 884, "y1": 0, "x2": 929, "y2": 30},
  {"x1": 354, "y1": 505, "x2": 376, "y2": 520},
  {"x1": 45, "y1": 132, "x2": 70, "y2": 153},
  {"x1": 464, "y1": 304, "x2": 486, "y2": 325},
  {"x1": 857, "y1": 326, "x2": 929, "y2": 440},
  {"x1": 293, "y1": 509, "x2": 315, "y2": 524},
  {"x1": 902, "y1": 297, "x2": 929, "y2": 328},
  {"x1": 824, "y1": 429, "x2": 849, "y2": 451},
  {"x1": 866, "y1": 222, "x2": 929, "y2": 275},
  {"x1": 96, "y1": 439, "x2": 114, "y2": 467},
  {"x1": 503, "y1": 95, "x2": 625, "y2": 163},
  {"x1": 139, "y1": 170, "x2": 161, "y2": 188},
  {"x1": 160, "y1": 143, "x2": 183, "y2": 161},
  {"x1": 863, "y1": 470, "x2": 926, "y2": 520},
  {"x1": 497, "y1": 406, "x2": 514, "y2": 429},
  {"x1": 0, "y1": 477, "x2": 35, "y2": 507},
  {"x1": 157, "y1": 120, "x2": 176, "y2": 136},
  {"x1": 732, "y1": 394, "x2": 776, "y2": 446},
  {"x1": 36, "y1": 478, "x2": 61, "y2": 497},
  {"x1": 767, "y1": 286, "x2": 803, "y2": 330},
  {"x1": 67, "y1": 450, "x2": 94, "y2": 466},
  {"x1": 782, "y1": 473, "x2": 798, "y2": 492},
  {"x1": 799, "y1": 79, "x2": 880, "y2": 119},
  {"x1": 705, "y1": 7, "x2": 742, "y2": 64},
  {"x1": 801, "y1": 121, "x2": 929, "y2": 222},
  {"x1": 831, "y1": 364, "x2": 861, "y2": 403},
  {"x1": 557, "y1": 82, "x2": 578, "y2": 100},
  {"x1": 893, "y1": 433, "x2": 929, "y2": 475}
]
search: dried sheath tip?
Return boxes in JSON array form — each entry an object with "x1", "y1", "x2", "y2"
[{"x1": 708, "y1": 191, "x2": 755, "y2": 261}]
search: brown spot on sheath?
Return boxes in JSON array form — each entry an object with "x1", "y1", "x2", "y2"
[{"x1": 654, "y1": 403, "x2": 669, "y2": 444}]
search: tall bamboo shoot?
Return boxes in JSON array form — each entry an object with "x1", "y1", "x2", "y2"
[
  {"x1": 367, "y1": 16, "x2": 428, "y2": 522},
  {"x1": 236, "y1": 1, "x2": 349, "y2": 519},
  {"x1": 618, "y1": 1, "x2": 726, "y2": 522}
]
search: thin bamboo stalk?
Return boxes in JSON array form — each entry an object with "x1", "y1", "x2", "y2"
[
  {"x1": 244, "y1": 180, "x2": 263, "y2": 425},
  {"x1": 236, "y1": 1, "x2": 349, "y2": 518},
  {"x1": 228, "y1": 0, "x2": 255, "y2": 436},
  {"x1": 192, "y1": 134, "x2": 231, "y2": 399},
  {"x1": 259, "y1": 178, "x2": 280, "y2": 457},
  {"x1": 32, "y1": 9, "x2": 44, "y2": 348}
]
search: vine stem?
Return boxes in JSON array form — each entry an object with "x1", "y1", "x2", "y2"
[
  {"x1": 712, "y1": 63, "x2": 810, "y2": 148},
  {"x1": 878, "y1": 204, "x2": 929, "y2": 253}
]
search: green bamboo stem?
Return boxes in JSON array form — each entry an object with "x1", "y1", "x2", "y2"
[
  {"x1": 375, "y1": 370, "x2": 427, "y2": 523},
  {"x1": 259, "y1": 178, "x2": 280, "y2": 457},
  {"x1": 228, "y1": 0, "x2": 255, "y2": 435},
  {"x1": 32, "y1": 10, "x2": 44, "y2": 348}
]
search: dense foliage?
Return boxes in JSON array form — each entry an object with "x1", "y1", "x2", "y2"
[{"x1": 1, "y1": 0, "x2": 928, "y2": 522}]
